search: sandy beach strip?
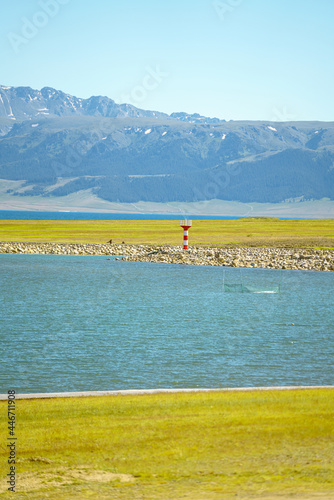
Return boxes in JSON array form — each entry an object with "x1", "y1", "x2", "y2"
[{"x1": 1, "y1": 385, "x2": 333, "y2": 400}]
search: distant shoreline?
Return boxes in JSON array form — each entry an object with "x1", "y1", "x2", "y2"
[{"x1": 1, "y1": 181, "x2": 334, "y2": 218}]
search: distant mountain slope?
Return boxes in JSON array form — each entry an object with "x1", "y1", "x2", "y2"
[{"x1": 0, "y1": 84, "x2": 333, "y2": 204}]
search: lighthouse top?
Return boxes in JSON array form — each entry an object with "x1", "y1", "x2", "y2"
[{"x1": 180, "y1": 220, "x2": 192, "y2": 228}]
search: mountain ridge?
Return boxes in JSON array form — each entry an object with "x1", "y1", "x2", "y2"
[
  {"x1": 0, "y1": 84, "x2": 222, "y2": 124},
  {"x1": 0, "y1": 84, "x2": 333, "y2": 207}
]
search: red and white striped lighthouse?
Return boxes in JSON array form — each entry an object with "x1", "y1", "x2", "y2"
[{"x1": 180, "y1": 220, "x2": 192, "y2": 250}]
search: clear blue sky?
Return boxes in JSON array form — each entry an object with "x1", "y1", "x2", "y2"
[{"x1": 1, "y1": 0, "x2": 333, "y2": 121}]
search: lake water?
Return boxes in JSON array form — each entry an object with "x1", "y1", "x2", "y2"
[
  {"x1": 0, "y1": 255, "x2": 333, "y2": 393},
  {"x1": 0, "y1": 210, "x2": 241, "y2": 221}
]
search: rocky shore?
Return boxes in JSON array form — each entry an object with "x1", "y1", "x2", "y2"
[{"x1": 0, "y1": 242, "x2": 333, "y2": 271}]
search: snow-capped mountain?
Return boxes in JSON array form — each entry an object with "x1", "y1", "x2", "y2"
[
  {"x1": 0, "y1": 84, "x2": 333, "y2": 206},
  {"x1": 0, "y1": 85, "x2": 170, "y2": 120},
  {"x1": 0, "y1": 85, "x2": 224, "y2": 123}
]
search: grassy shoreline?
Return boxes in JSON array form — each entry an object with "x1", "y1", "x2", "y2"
[
  {"x1": 0, "y1": 388, "x2": 333, "y2": 499},
  {"x1": 0, "y1": 218, "x2": 333, "y2": 248}
]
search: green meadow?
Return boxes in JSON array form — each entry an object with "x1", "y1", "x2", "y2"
[
  {"x1": 0, "y1": 217, "x2": 333, "y2": 247},
  {"x1": 0, "y1": 389, "x2": 333, "y2": 499}
]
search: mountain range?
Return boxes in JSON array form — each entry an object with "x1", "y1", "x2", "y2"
[{"x1": 0, "y1": 84, "x2": 333, "y2": 206}]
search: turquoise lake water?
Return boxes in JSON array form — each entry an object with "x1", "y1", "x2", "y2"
[
  {"x1": 0, "y1": 254, "x2": 333, "y2": 393},
  {"x1": 0, "y1": 210, "x2": 240, "y2": 220}
]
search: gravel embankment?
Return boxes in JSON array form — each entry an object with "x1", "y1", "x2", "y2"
[{"x1": 1, "y1": 242, "x2": 333, "y2": 271}]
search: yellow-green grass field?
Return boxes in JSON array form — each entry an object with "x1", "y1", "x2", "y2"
[
  {"x1": 0, "y1": 217, "x2": 333, "y2": 248},
  {"x1": 0, "y1": 389, "x2": 333, "y2": 499}
]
